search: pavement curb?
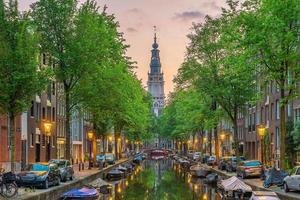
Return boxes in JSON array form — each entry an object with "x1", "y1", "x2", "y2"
[{"x1": 20, "y1": 159, "x2": 130, "y2": 200}]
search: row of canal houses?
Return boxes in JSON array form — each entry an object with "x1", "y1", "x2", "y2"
[
  {"x1": 0, "y1": 54, "x2": 123, "y2": 172},
  {"x1": 187, "y1": 81, "x2": 300, "y2": 167}
]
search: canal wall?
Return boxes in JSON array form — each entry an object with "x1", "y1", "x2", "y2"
[{"x1": 20, "y1": 159, "x2": 131, "y2": 200}]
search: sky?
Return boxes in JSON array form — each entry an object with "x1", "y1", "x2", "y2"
[{"x1": 20, "y1": 0, "x2": 227, "y2": 96}]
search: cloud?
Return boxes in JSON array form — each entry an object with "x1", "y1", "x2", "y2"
[
  {"x1": 172, "y1": 11, "x2": 205, "y2": 21},
  {"x1": 127, "y1": 27, "x2": 138, "y2": 33},
  {"x1": 127, "y1": 8, "x2": 141, "y2": 13}
]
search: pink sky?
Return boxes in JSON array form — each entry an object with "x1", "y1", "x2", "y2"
[{"x1": 20, "y1": 0, "x2": 227, "y2": 95}]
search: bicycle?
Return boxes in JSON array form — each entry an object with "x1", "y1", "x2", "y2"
[{"x1": 0, "y1": 168, "x2": 18, "y2": 198}]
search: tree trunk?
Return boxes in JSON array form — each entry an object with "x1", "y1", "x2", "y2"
[
  {"x1": 65, "y1": 88, "x2": 71, "y2": 160},
  {"x1": 233, "y1": 117, "x2": 240, "y2": 164},
  {"x1": 209, "y1": 130, "x2": 212, "y2": 156},
  {"x1": 280, "y1": 87, "x2": 286, "y2": 169},
  {"x1": 102, "y1": 135, "x2": 106, "y2": 154},
  {"x1": 8, "y1": 113, "x2": 15, "y2": 172},
  {"x1": 114, "y1": 126, "x2": 121, "y2": 160},
  {"x1": 214, "y1": 126, "x2": 219, "y2": 162}
]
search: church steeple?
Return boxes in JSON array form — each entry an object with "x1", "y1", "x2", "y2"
[{"x1": 150, "y1": 27, "x2": 161, "y2": 74}]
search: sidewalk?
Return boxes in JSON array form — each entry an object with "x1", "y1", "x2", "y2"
[
  {"x1": 209, "y1": 165, "x2": 300, "y2": 200},
  {"x1": 12, "y1": 159, "x2": 129, "y2": 200}
]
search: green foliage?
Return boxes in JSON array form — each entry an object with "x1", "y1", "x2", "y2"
[
  {"x1": 0, "y1": 0, "x2": 50, "y2": 170},
  {"x1": 158, "y1": 88, "x2": 219, "y2": 142}
]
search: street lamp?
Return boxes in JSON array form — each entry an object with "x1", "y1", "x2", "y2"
[
  {"x1": 87, "y1": 131, "x2": 94, "y2": 170},
  {"x1": 258, "y1": 124, "x2": 266, "y2": 164},
  {"x1": 43, "y1": 121, "x2": 52, "y2": 161}
]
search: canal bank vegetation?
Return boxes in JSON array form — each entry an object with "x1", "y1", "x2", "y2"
[{"x1": 159, "y1": 0, "x2": 300, "y2": 168}]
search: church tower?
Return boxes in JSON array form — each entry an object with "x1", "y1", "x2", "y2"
[{"x1": 147, "y1": 31, "x2": 165, "y2": 117}]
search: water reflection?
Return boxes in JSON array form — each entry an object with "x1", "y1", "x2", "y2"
[{"x1": 102, "y1": 159, "x2": 220, "y2": 200}]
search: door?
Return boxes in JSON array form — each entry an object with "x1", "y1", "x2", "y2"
[{"x1": 35, "y1": 143, "x2": 40, "y2": 162}]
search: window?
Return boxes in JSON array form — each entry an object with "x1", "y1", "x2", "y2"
[
  {"x1": 287, "y1": 103, "x2": 292, "y2": 117},
  {"x1": 47, "y1": 106, "x2": 51, "y2": 121},
  {"x1": 30, "y1": 101, "x2": 34, "y2": 117},
  {"x1": 52, "y1": 82, "x2": 55, "y2": 95},
  {"x1": 36, "y1": 103, "x2": 41, "y2": 121},
  {"x1": 42, "y1": 107, "x2": 46, "y2": 119},
  {"x1": 31, "y1": 133, "x2": 34, "y2": 147},
  {"x1": 276, "y1": 100, "x2": 280, "y2": 120},
  {"x1": 41, "y1": 134, "x2": 46, "y2": 147},
  {"x1": 52, "y1": 108, "x2": 55, "y2": 122},
  {"x1": 276, "y1": 127, "x2": 280, "y2": 149},
  {"x1": 265, "y1": 106, "x2": 269, "y2": 123}
]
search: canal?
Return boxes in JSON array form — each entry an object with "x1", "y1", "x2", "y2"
[{"x1": 103, "y1": 159, "x2": 221, "y2": 200}]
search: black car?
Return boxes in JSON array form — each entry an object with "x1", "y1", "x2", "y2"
[
  {"x1": 17, "y1": 163, "x2": 60, "y2": 189},
  {"x1": 49, "y1": 159, "x2": 74, "y2": 182},
  {"x1": 218, "y1": 157, "x2": 231, "y2": 170}
]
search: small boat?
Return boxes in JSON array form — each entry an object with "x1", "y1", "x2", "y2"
[
  {"x1": 205, "y1": 173, "x2": 218, "y2": 184},
  {"x1": 250, "y1": 191, "x2": 280, "y2": 200},
  {"x1": 179, "y1": 159, "x2": 191, "y2": 169},
  {"x1": 116, "y1": 165, "x2": 128, "y2": 175},
  {"x1": 190, "y1": 164, "x2": 211, "y2": 177},
  {"x1": 217, "y1": 176, "x2": 252, "y2": 199},
  {"x1": 150, "y1": 150, "x2": 165, "y2": 158},
  {"x1": 91, "y1": 178, "x2": 112, "y2": 194},
  {"x1": 122, "y1": 163, "x2": 133, "y2": 172},
  {"x1": 62, "y1": 186, "x2": 99, "y2": 199},
  {"x1": 106, "y1": 169, "x2": 124, "y2": 180}
]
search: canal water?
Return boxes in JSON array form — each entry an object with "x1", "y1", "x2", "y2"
[{"x1": 103, "y1": 159, "x2": 221, "y2": 200}]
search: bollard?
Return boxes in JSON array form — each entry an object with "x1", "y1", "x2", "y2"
[
  {"x1": 79, "y1": 162, "x2": 81, "y2": 171},
  {"x1": 82, "y1": 162, "x2": 84, "y2": 171}
]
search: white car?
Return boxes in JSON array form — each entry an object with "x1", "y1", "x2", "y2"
[
  {"x1": 192, "y1": 152, "x2": 201, "y2": 160},
  {"x1": 283, "y1": 166, "x2": 300, "y2": 192}
]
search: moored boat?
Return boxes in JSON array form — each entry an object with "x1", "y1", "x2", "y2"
[
  {"x1": 106, "y1": 169, "x2": 124, "y2": 180},
  {"x1": 204, "y1": 173, "x2": 218, "y2": 184},
  {"x1": 62, "y1": 186, "x2": 99, "y2": 200},
  {"x1": 217, "y1": 176, "x2": 252, "y2": 199},
  {"x1": 91, "y1": 178, "x2": 112, "y2": 195},
  {"x1": 190, "y1": 164, "x2": 211, "y2": 177}
]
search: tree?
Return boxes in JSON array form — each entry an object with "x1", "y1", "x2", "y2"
[
  {"x1": 0, "y1": 0, "x2": 49, "y2": 171},
  {"x1": 176, "y1": 3, "x2": 256, "y2": 163},
  {"x1": 31, "y1": 0, "x2": 125, "y2": 160},
  {"x1": 241, "y1": 0, "x2": 300, "y2": 168}
]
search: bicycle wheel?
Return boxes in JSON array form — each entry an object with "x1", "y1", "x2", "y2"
[{"x1": 3, "y1": 183, "x2": 18, "y2": 198}]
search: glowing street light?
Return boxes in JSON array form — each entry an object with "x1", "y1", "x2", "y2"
[{"x1": 258, "y1": 124, "x2": 266, "y2": 164}]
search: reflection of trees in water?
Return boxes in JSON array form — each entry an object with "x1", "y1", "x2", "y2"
[{"x1": 119, "y1": 159, "x2": 219, "y2": 200}]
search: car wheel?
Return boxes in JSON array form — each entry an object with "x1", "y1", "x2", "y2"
[
  {"x1": 56, "y1": 177, "x2": 60, "y2": 186},
  {"x1": 284, "y1": 182, "x2": 289, "y2": 192},
  {"x1": 43, "y1": 178, "x2": 49, "y2": 189}
]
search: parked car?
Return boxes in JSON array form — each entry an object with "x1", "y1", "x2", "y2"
[
  {"x1": 17, "y1": 163, "x2": 60, "y2": 189},
  {"x1": 96, "y1": 154, "x2": 107, "y2": 168},
  {"x1": 207, "y1": 156, "x2": 217, "y2": 166},
  {"x1": 105, "y1": 154, "x2": 115, "y2": 165},
  {"x1": 237, "y1": 160, "x2": 263, "y2": 179},
  {"x1": 218, "y1": 157, "x2": 231, "y2": 170},
  {"x1": 49, "y1": 159, "x2": 74, "y2": 182},
  {"x1": 250, "y1": 191, "x2": 280, "y2": 200},
  {"x1": 283, "y1": 166, "x2": 300, "y2": 192},
  {"x1": 187, "y1": 150, "x2": 194, "y2": 160},
  {"x1": 202, "y1": 154, "x2": 210, "y2": 164},
  {"x1": 192, "y1": 152, "x2": 201, "y2": 161},
  {"x1": 226, "y1": 156, "x2": 245, "y2": 172}
]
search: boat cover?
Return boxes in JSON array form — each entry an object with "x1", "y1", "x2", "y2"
[
  {"x1": 63, "y1": 187, "x2": 99, "y2": 198},
  {"x1": 220, "y1": 176, "x2": 252, "y2": 192},
  {"x1": 91, "y1": 178, "x2": 110, "y2": 187}
]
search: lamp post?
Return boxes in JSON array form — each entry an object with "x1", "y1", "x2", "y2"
[
  {"x1": 43, "y1": 121, "x2": 52, "y2": 161},
  {"x1": 87, "y1": 131, "x2": 94, "y2": 170},
  {"x1": 258, "y1": 125, "x2": 266, "y2": 164},
  {"x1": 203, "y1": 137, "x2": 207, "y2": 154}
]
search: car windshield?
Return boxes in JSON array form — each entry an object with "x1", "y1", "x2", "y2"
[
  {"x1": 233, "y1": 157, "x2": 245, "y2": 162},
  {"x1": 31, "y1": 164, "x2": 49, "y2": 171},
  {"x1": 50, "y1": 160, "x2": 65, "y2": 167},
  {"x1": 244, "y1": 161, "x2": 261, "y2": 166},
  {"x1": 106, "y1": 155, "x2": 113, "y2": 159}
]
